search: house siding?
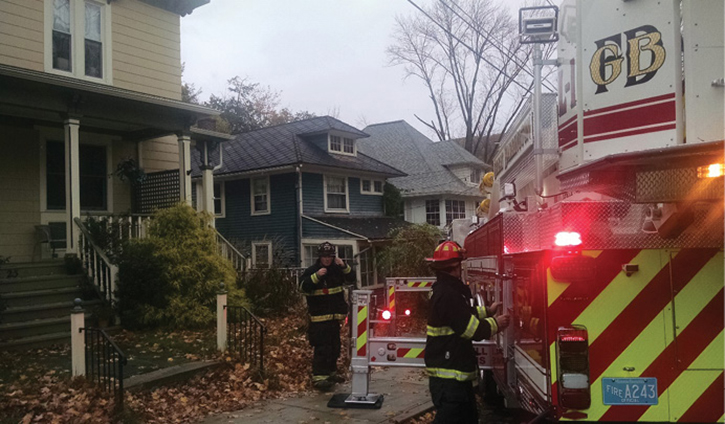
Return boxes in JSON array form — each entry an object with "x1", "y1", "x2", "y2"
[
  {"x1": 303, "y1": 173, "x2": 385, "y2": 217},
  {"x1": 0, "y1": 0, "x2": 182, "y2": 99},
  {"x1": 0, "y1": 0, "x2": 44, "y2": 71},
  {"x1": 0, "y1": 124, "x2": 40, "y2": 262},
  {"x1": 216, "y1": 173, "x2": 299, "y2": 266},
  {"x1": 112, "y1": 0, "x2": 182, "y2": 99},
  {"x1": 302, "y1": 172, "x2": 324, "y2": 215},
  {"x1": 348, "y1": 177, "x2": 383, "y2": 216},
  {"x1": 141, "y1": 136, "x2": 179, "y2": 173}
]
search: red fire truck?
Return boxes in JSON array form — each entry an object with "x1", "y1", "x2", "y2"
[{"x1": 463, "y1": 0, "x2": 724, "y2": 422}]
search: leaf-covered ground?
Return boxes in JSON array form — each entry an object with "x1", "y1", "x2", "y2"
[{"x1": 0, "y1": 304, "x2": 356, "y2": 423}]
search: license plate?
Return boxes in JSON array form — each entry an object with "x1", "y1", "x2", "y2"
[{"x1": 602, "y1": 378, "x2": 658, "y2": 405}]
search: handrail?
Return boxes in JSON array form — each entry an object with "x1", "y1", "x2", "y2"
[
  {"x1": 225, "y1": 304, "x2": 267, "y2": 371},
  {"x1": 82, "y1": 327, "x2": 127, "y2": 410},
  {"x1": 74, "y1": 217, "x2": 118, "y2": 304},
  {"x1": 216, "y1": 230, "x2": 247, "y2": 273}
]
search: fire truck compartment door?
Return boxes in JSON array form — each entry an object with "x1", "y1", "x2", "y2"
[{"x1": 668, "y1": 250, "x2": 723, "y2": 371}]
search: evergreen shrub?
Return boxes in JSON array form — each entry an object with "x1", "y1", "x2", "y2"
[{"x1": 117, "y1": 203, "x2": 244, "y2": 329}]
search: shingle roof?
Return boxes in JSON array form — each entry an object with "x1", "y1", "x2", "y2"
[
  {"x1": 358, "y1": 120, "x2": 486, "y2": 197},
  {"x1": 190, "y1": 116, "x2": 405, "y2": 178},
  {"x1": 308, "y1": 215, "x2": 410, "y2": 240}
]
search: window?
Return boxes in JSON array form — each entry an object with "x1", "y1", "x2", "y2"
[
  {"x1": 445, "y1": 200, "x2": 466, "y2": 224},
  {"x1": 470, "y1": 169, "x2": 482, "y2": 185},
  {"x1": 79, "y1": 144, "x2": 107, "y2": 210},
  {"x1": 213, "y1": 182, "x2": 225, "y2": 217},
  {"x1": 359, "y1": 248, "x2": 376, "y2": 287},
  {"x1": 425, "y1": 200, "x2": 440, "y2": 226},
  {"x1": 46, "y1": 140, "x2": 107, "y2": 211},
  {"x1": 46, "y1": 0, "x2": 110, "y2": 81},
  {"x1": 52, "y1": 0, "x2": 72, "y2": 72},
  {"x1": 330, "y1": 135, "x2": 341, "y2": 152},
  {"x1": 329, "y1": 135, "x2": 355, "y2": 155},
  {"x1": 303, "y1": 244, "x2": 352, "y2": 268},
  {"x1": 252, "y1": 242, "x2": 272, "y2": 269},
  {"x1": 343, "y1": 138, "x2": 354, "y2": 154},
  {"x1": 250, "y1": 177, "x2": 270, "y2": 215},
  {"x1": 324, "y1": 175, "x2": 348, "y2": 212},
  {"x1": 360, "y1": 179, "x2": 384, "y2": 195}
]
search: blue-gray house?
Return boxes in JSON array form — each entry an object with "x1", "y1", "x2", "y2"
[{"x1": 191, "y1": 116, "x2": 407, "y2": 287}]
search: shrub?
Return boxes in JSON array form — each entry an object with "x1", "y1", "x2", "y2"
[
  {"x1": 239, "y1": 267, "x2": 301, "y2": 316},
  {"x1": 376, "y1": 223, "x2": 443, "y2": 277},
  {"x1": 116, "y1": 203, "x2": 244, "y2": 329}
]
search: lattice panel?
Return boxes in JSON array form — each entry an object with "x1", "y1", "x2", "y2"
[{"x1": 135, "y1": 169, "x2": 180, "y2": 214}]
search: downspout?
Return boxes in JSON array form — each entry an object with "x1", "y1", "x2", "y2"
[{"x1": 296, "y1": 165, "x2": 303, "y2": 268}]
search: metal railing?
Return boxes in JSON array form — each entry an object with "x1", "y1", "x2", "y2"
[
  {"x1": 226, "y1": 305, "x2": 266, "y2": 372},
  {"x1": 216, "y1": 231, "x2": 247, "y2": 273},
  {"x1": 74, "y1": 218, "x2": 118, "y2": 304},
  {"x1": 82, "y1": 327, "x2": 127, "y2": 409}
]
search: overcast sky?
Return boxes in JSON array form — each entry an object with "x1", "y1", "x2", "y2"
[{"x1": 180, "y1": 0, "x2": 524, "y2": 138}]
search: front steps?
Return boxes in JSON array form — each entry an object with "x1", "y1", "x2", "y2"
[{"x1": 0, "y1": 261, "x2": 99, "y2": 349}]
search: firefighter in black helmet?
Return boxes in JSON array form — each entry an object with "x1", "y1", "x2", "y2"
[
  {"x1": 425, "y1": 240, "x2": 510, "y2": 423},
  {"x1": 299, "y1": 241, "x2": 355, "y2": 390}
]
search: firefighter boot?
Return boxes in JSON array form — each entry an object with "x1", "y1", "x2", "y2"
[
  {"x1": 312, "y1": 376, "x2": 334, "y2": 391},
  {"x1": 328, "y1": 372, "x2": 345, "y2": 384}
]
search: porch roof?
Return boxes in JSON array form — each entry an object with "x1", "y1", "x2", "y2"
[
  {"x1": 0, "y1": 64, "x2": 222, "y2": 140},
  {"x1": 306, "y1": 215, "x2": 410, "y2": 241}
]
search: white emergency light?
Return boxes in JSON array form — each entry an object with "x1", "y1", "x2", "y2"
[
  {"x1": 554, "y1": 231, "x2": 582, "y2": 247},
  {"x1": 519, "y1": 6, "x2": 559, "y2": 44},
  {"x1": 381, "y1": 310, "x2": 392, "y2": 321}
]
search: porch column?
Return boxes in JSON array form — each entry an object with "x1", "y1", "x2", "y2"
[
  {"x1": 201, "y1": 165, "x2": 215, "y2": 227},
  {"x1": 64, "y1": 118, "x2": 81, "y2": 254},
  {"x1": 178, "y1": 133, "x2": 192, "y2": 204}
]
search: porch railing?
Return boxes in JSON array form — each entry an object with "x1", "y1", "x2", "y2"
[
  {"x1": 216, "y1": 231, "x2": 248, "y2": 273},
  {"x1": 226, "y1": 305, "x2": 266, "y2": 372},
  {"x1": 74, "y1": 218, "x2": 117, "y2": 304},
  {"x1": 82, "y1": 326, "x2": 127, "y2": 409}
]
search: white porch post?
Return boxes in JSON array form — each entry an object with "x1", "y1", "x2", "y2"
[
  {"x1": 201, "y1": 165, "x2": 215, "y2": 227},
  {"x1": 64, "y1": 118, "x2": 81, "y2": 254},
  {"x1": 178, "y1": 133, "x2": 192, "y2": 205}
]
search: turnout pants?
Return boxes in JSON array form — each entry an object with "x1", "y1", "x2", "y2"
[
  {"x1": 429, "y1": 377, "x2": 478, "y2": 424},
  {"x1": 308, "y1": 320, "x2": 341, "y2": 381}
]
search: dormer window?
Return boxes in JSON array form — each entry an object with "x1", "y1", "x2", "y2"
[
  {"x1": 329, "y1": 135, "x2": 356, "y2": 156},
  {"x1": 45, "y1": 0, "x2": 112, "y2": 83}
]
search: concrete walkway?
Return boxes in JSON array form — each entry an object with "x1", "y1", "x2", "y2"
[{"x1": 199, "y1": 367, "x2": 433, "y2": 424}]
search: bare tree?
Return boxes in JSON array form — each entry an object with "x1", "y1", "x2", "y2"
[{"x1": 389, "y1": 0, "x2": 553, "y2": 163}]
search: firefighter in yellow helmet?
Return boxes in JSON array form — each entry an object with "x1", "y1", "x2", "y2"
[{"x1": 425, "y1": 240, "x2": 510, "y2": 423}]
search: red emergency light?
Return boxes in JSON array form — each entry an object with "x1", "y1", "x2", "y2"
[
  {"x1": 381, "y1": 310, "x2": 392, "y2": 320},
  {"x1": 404, "y1": 309, "x2": 411, "y2": 316}
]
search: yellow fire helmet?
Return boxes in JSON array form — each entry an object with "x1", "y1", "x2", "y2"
[
  {"x1": 479, "y1": 198, "x2": 491, "y2": 213},
  {"x1": 478, "y1": 171, "x2": 495, "y2": 195}
]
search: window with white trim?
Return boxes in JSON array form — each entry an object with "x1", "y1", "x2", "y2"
[
  {"x1": 425, "y1": 200, "x2": 440, "y2": 226},
  {"x1": 445, "y1": 199, "x2": 466, "y2": 224},
  {"x1": 360, "y1": 178, "x2": 384, "y2": 195},
  {"x1": 469, "y1": 169, "x2": 482, "y2": 185},
  {"x1": 329, "y1": 135, "x2": 356, "y2": 155},
  {"x1": 324, "y1": 175, "x2": 348, "y2": 212},
  {"x1": 46, "y1": 0, "x2": 111, "y2": 82},
  {"x1": 252, "y1": 242, "x2": 272, "y2": 269},
  {"x1": 213, "y1": 182, "x2": 225, "y2": 217},
  {"x1": 250, "y1": 176, "x2": 270, "y2": 215}
]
